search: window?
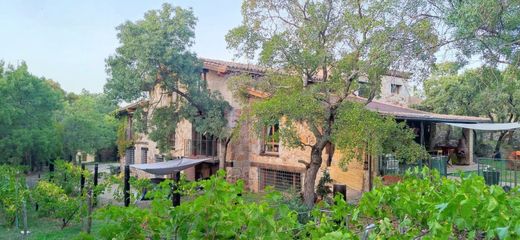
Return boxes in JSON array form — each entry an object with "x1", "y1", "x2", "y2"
[
  {"x1": 125, "y1": 147, "x2": 135, "y2": 165},
  {"x1": 390, "y1": 84, "x2": 402, "y2": 94},
  {"x1": 262, "y1": 123, "x2": 280, "y2": 154},
  {"x1": 191, "y1": 131, "x2": 216, "y2": 156},
  {"x1": 141, "y1": 147, "x2": 148, "y2": 164},
  {"x1": 168, "y1": 132, "x2": 176, "y2": 149},
  {"x1": 258, "y1": 168, "x2": 301, "y2": 191}
]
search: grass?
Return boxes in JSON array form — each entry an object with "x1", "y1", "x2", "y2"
[{"x1": 0, "y1": 209, "x2": 102, "y2": 240}]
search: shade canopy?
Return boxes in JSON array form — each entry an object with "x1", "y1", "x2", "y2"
[
  {"x1": 444, "y1": 122, "x2": 520, "y2": 131},
  {"x1": 130, "y1": 158, "x2": 211, "y2": 175}
]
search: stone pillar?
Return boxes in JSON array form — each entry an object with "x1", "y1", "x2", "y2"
[{"x1": 463, "y1": 128, "x2": 474, "y2": 164}]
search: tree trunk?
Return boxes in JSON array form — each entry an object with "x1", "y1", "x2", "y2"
[
  {"x1": 494, "y1": 131, "x2": 508, "y2": 159},
  {"x1": 303, "y1": 146, "x2": 324, "y2": 207}
]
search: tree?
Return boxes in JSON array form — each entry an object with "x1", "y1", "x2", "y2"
[
  {"x1": 226, "y1": 0, "x2": 437, "y2": 206},
  {"x1": 61, "y1": 91, "x2": 118, "y2": 161},
  {"x1": 420, "y1": 64, "x2": 520, "y2": 157},
  {"x1": 438, "y1": 0, "x2": 520, "y2": 67},
  {"x1": 0, "y1": 62, "x2": 63, "y2": 167},
  {"x1": 104, "y1": 3, "x2": 231, "y2": 154}
]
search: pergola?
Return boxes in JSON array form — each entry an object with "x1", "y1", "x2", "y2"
[{"x1": 365, "y1": 100, "x2": 491, "y2": 164}]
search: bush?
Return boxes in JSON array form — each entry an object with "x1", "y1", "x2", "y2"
[
  {"x1": 33, "y1": 181, "x2": 82, "y2": 228},
  {"x1": 0, "y1": 165, "x2": 29, "y2": 225},
  {"x1": 358, "y1": 168, "x2": 520, "y2": 239}
]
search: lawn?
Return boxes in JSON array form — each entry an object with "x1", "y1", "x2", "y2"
[{"x1": 0, "y1": 210, "x2": 102, "y2": 240}]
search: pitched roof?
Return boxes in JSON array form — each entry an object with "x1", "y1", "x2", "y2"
[
  {"x1": 201, "y1": 58, "x2": 267, "y2": 74},
  {"x1": 200, "y1": 57, "x2": 411, "y2": 79},
  {"x1": 118, "y1": 99, "x2": 149, "y2": 114}
]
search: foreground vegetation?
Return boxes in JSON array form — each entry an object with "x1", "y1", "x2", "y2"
[{"x1": 1, "y1": 163, "x2": 519, "y2": 239}]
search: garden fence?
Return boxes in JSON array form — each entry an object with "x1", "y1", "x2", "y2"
[{"x1": 477, "y1": 158, "x2": 520, "y2": 189}]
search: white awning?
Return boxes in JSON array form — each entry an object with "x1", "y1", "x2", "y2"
[
  {"x1": 130, "y1": 158, "x2": 211, "y2": 175},
  {"x1": 444, "y1": 122, "x2": 520, "y2": 131}
]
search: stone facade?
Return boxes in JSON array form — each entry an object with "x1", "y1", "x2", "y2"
[{"x1": 120, "y1": 58, "x2": 411, "y2": 192}]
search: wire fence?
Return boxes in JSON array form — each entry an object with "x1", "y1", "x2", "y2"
[
  {"x1": 379, "y1": 155, "x2": 447, "y2": 176},
  {"x1": 477, "y1": 158, "x2": 520, "y2": 189}
]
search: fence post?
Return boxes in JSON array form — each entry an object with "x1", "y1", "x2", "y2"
[
  {"x1": 21, "y1": 200, "x2": 29, "y2": 239},
  {"x1": 172, "y1": 171, "x2": 181, "y2": 207},
  {"x1": 93, "y1": 164, "x2": 98, "y2": 206},
  {"x1": 333, "y1": 184, "x2": 347, "y2": 202},
  {"x1": 80, "y1": 164, "x2": 85, "y2": 194},
  {"x1": 124, "y1": 165, "x2": 130, "y2": 207}
]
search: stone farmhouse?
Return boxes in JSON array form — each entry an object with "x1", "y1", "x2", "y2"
[{"x1": 119, "y1": 58, "x2": 487, "y2": 193}]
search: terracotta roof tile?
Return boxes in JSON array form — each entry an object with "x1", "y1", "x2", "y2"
[{"x1": 201, "y1": 58, "x2": 267, "y2": 74}]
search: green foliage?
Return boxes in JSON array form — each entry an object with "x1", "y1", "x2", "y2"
[
  {"x1": 0, "y1": 165, "x2": 29, "y2": 225},
  {"x1": 421, "y1": 65, "x2": 520, "y2": 122},
  {"x1": 81, "y1": 168, "x2": 520, "y2": 239},
  {"x1": 97, "y1": 171, "x2": 300, "y2": 239},
  {"x1": 316, "y1": 170, "x2": 332, "y2": 199},
  {"x1": 97, "y1": 205, "x2": 161, "y2": 240},
  {"x1": 105, "y1": 3, "x2": 231, "y2": 153},
  {"x1": 171, "y1": 172, "x2": 299, "y2": 239},
  {"x1": 333, "y1": 102, "x2": 429, "y2": 168},
  {"x1": 300, "y1": 194, "x2": 358, "y2": 239},
  {"x1": 359, "y1": 168, "x2": 520, "y2": 239},
  {"x1": 61, "y1": 91, "x2": 117, "y2": 158},
  {"x1": 51, "y1": 160, "x2": 86, "y2": 196},
  {"x1": 442, "y1": 0, "x2": 520, "y2": 67},
  {"x1": 33, "y1": 181, "x2": 81, "y2": 228},
  {"x1": 34, "y1": 160, "x2": 107, "y2": 229},
  {"x1": 116, "y1": 116, "x2": 134, "y2": 157},
  {"x1": 0, "y1": 62, "x2": 63, "y2": 165},
  {"x1": 106, "y1": 173, "x2": 153, "y2": 204},
  {"x1": 420, "y1": 65, "x2": 520, "y2": 153},
  {"x1": 227, "y1": 0, "x2": 439, "y2": 206}
]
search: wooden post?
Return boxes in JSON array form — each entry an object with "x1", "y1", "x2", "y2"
[
  {"x1": 93, "y1": 164, "x2": 98, "y2": 187},
  {"x1": 172, "y1": 171, "x2": 181, "y2": 207},
  {"x1": 85, "y1": 188, "x2": 93, "y2": 234},
  {"x1": 333, "y1": 184, "x2": 347, "y2": 202},
  {"x1": 420, "y1": 121, "x2": 425, "y2": 146},
  {"x1": 368, "y1": 155, "x2": 373, "y2": 191},
  {"x1": 124, "y1": 165, "x2": 130, "y2": 207},
  {"x1": 22, "y1": 200, "x2": 29, "y2": 238},
  {"x1": 80, "y1": 164, "x2": 85, "y2": 193},
  {"x1": 93, "y1": 164, "x2": 98, "y2": 206}
]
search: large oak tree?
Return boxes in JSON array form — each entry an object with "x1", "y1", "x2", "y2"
[
  {"x1": 104, "y1": 4, "x2": 231, "y2": 154},
  {"x1": 0, "y1": 62, "x2": 63, "y2": 167},
  {"x1": 226, "y1": 0, "x2": 437, "y2": 206}
]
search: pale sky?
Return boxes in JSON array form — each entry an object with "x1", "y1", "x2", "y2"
[{"x1": 0, "y1": 1, "x2": 242, "y2": 93}]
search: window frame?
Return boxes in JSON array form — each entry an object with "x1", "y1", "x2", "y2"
[
  {"x1": 261, "y1": 123, "x2": 280, "y2": 155},
  {"x1": 141, "y1": 147, "x2": 148, "y2": 164},
  {"x1": 258, "y1": 168, "x2": 302, "y2": 191}
]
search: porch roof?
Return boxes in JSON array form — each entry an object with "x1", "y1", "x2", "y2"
[
  {"x1": 365, "y1": 100, "x2": 490, "y2": 123},
  {"x1": 444, "y1": 122, "x2": 520, "y2": 131}
]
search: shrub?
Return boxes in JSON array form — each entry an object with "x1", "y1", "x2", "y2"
[{"x1": 0, "y1": 165, "x2": 29, "y2": 225}]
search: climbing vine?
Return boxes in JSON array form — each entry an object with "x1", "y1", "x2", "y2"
[{"x1": 116, "y1": 116, "x2": 134, "y2": 157}]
